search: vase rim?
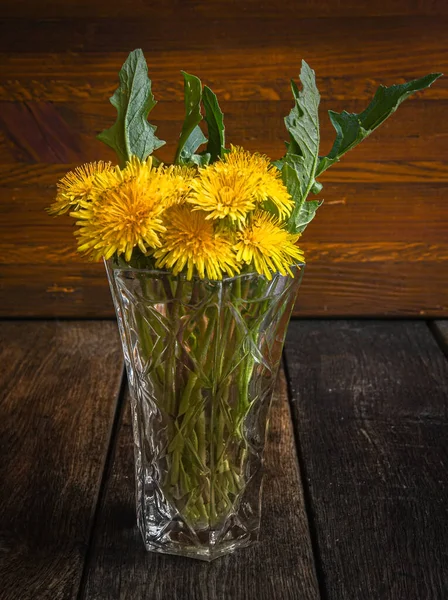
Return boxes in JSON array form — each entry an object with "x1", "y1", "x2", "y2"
[{"x1": 104, "y1": 257, "x2": 305, "y2": 283}]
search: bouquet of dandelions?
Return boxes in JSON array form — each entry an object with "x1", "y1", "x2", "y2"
[{"x1": 48, "y1": 49, "x2": 441, "y2": 558}]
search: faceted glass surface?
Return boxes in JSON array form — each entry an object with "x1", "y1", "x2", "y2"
[{"x1": 105, "y1": 259, "x2": 303, "y2": 560}]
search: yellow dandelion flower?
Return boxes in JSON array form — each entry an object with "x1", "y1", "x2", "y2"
[
  {"x1": 154, "y1": 206, "x2": 239, "y2": 280},
  {"x1": 234, "y1": 211, "x2": 304, "y2": 279},
  {"x1": 92, "y1": 157, "x2": 195, "y2": 208},
  {"x1": 91, "y1": 155, "x2": 154, "y2": 197},
  {"x1": 90, "y1": 164, "x2": 124, "y2": 195},
  {"x1": 224, "y1": 145, "x2": 294, "y2": 219},
  {"x1": 122, "y1": 155, "x2": 153, "y2": 182},
  {"x1": 48, "y1": 161, "x2": 113, "y2": 215},
  {"x1": 189, "y1": 163, "x2": 258, "y2": 222},
  {"x1": 163, "y1": 164, "x2": 197, "y2": 207},
  {"x1": 189, "y1": 146, "x2": 294, "y2": 223},
  {"x1": 73, "y1": 171, "x2": 170, "y2": 262}
]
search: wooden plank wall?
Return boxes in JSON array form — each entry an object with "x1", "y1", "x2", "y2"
[{"x1": 0, "y1": 1, "x2": 447, "y2": 317}]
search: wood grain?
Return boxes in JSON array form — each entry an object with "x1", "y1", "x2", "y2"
[
  {"x1": 3, "y1": 183, "x2": 447, "y2": 249},
  {"x1": 1, "y1": 49, "x2": 445, "y2": 87},
  {"x1": 3, "y1": 0, "x2": 448, "y2": 19},
  {"x1": 1, "y1": 180, "x2": 447, "y2": 317},
  {"x1": 1, "y1": 100, "x2": 446, "y2": 164},
  {"x1": 2, "y1": 61, "x2": 447, "y2": 104},
  {"x1": 83, "y1": 371, "x2": 320, "y2": 600},
  {"x1": 1, "y1": 261, "x2": 447, "y2": 317},
  {"x1": 284, "y1": 320, "x2": 448, "y2": 599},
  {"x1": 0, "y1": 17, "x2": 447, "y2": 64},
  {"x1": 2, "y1": 163, "x2": 447, "y2": 186},
  {"x1": 0, "y1": 321, "x2": 123, "y2": 599},
  {"x1": 0, "y1": 263, "x2": 112, "y2": 318}
]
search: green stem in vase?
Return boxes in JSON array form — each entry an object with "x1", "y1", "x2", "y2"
[
  {"x1": 164, "y1": 277, "x2": 184, "y2": 415},
  {"x1": 149, "y1": 274, "x2": 275, "y2": 528}
]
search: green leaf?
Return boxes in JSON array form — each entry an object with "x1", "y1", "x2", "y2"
[
  {"x1": 311, "y1": 180, "x2": 323, "y2": 194},
  {"x1": 293, "y1": 199, "x2": 323, "y2": 233},
  {"x1": 282, "y1": 155, "x2": 322, "y2": 233},
  {"x1": 280, "y1": 60, "x2": 322, "y2": 233},
  {"x1": 189, "y1": 153, "x2": 211, "y2": 167},
  {"x1": 282, "y1": 156, "x2": 307, "y2": 202},
  {"x1": 203, "y1": 85, "x2": 226, "y2": 161},
  {"x1": 316, "y1": 72, "x2": 443, "y2": 176},
  {"x1": 180, "y1": 125, "x2": 207, "y2": 162},
  {"x1": 284, "y1": 60, "x2": 321, "y2": 203},
  {"x1": 175, "y1": 71, "x2": 207, "y2": 164},
  {"x1": 97, "y1": 48, "x2": 165, "y2": 167}
]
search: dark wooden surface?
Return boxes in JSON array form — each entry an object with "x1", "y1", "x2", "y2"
[
  {"x1": 1, "y1": 318, "x2": 447, "y2": 599},
  {"x1": 0, "y1": 2, "x2": 447, "y2": 317},
  {"x1": 285, "y1": 320, "x2": 448, "y2": 599},
  {"x1": 0, "y1": 321, "x2": 123, "y2": 600}
]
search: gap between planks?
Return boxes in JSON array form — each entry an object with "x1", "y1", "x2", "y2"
[
  {"x1": 283, "y1": 354, "x2": 329, "y2": 600},
  {"x1": 76, "y1": 366, "x2": 127, "y2": 600}
]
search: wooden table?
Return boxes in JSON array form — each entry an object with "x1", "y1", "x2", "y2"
[{"x1": 1, "y1": 319, "x2": 447, "y2": 599}]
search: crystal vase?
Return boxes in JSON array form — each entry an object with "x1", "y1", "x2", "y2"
[{"x1": 105, "y1": 258, "x2": 304, "y2": 561}]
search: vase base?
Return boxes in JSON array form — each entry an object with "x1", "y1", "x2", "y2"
[
  {"x1": 139, "y1": 518, "x2": 258, "y2": 561},
  {"x1": 142, "y1": 535, "x2": 256, "y2": 562}
]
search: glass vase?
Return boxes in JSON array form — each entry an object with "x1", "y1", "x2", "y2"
[{"x1": 105, "y1": 258, "x2": 304, "y2": 561}]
